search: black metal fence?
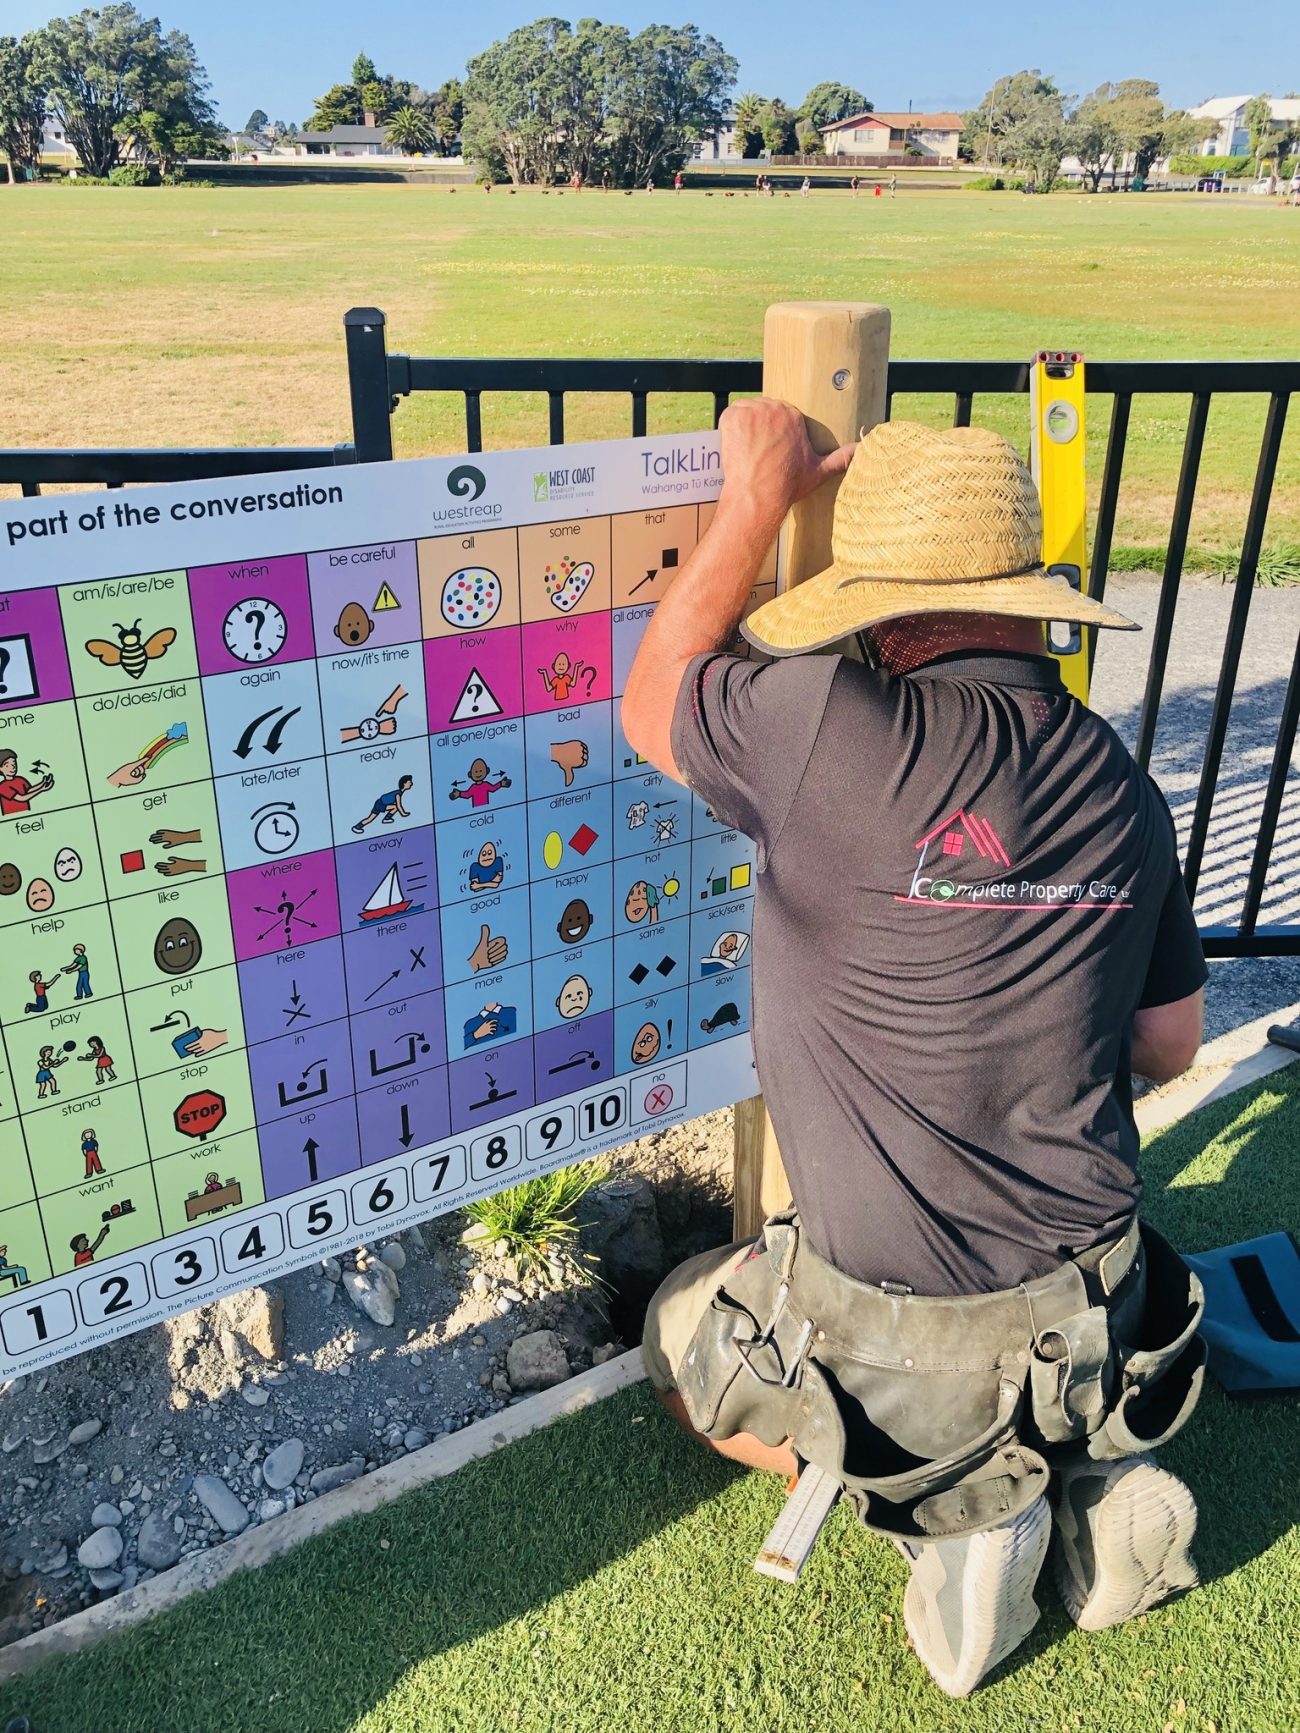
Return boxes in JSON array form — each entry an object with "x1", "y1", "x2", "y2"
[{"x1": 4, "y1": 307, "x2": 1296, "y2": 960}]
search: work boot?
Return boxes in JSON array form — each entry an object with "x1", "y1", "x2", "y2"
[
  {"x1": 1052, "y1": 1453, "x2": 1198, "y2": 1631},
  {"x1": 898, "y1": 1496, "x2": 1050, "y2": 1697}
]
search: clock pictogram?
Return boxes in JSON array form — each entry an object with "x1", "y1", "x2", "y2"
[
  {"x1": 252, "y1": 801, "x2": 300, "y2": 856},
  {"x1": 222, "y1": 599, "x2": 287, "y2": 664}
]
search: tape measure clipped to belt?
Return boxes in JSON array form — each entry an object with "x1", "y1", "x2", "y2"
[{"x1": 1030, "y1": 350, "x2": 1090, "y2": 704}]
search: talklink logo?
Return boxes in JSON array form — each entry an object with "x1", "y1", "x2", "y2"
[
  {"x1": 640, "y1": 442, "x2": 721, "y2": 496},
  {"x1": 430, "y1": 463, "x2": 501, "y2": 526}
]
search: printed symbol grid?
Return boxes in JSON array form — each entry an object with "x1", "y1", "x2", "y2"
[{"x1": 0, "y1": 507, "x2": 756, "y2": 1290}]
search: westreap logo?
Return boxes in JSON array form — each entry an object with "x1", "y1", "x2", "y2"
[
  {"x1": 448, "y1": 464, "x2": 486, "y2": 501},
  {"x1": 430, "y1": 463, "x2": 500, "y2": 525},
  {"x1": 899, "y1": 806, "x2": 1131, "y2": 911}
]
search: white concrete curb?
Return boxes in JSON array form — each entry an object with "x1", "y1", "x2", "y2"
[
  {"x1": 1135, "y1": 1001, "x2": 1300, "y2": 1137},
  {"x1": 0, "y1": 1346, "x2": 648, "y2": 1683}
]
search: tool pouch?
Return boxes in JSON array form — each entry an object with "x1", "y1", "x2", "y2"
[
  {"x1": 1028, "y1": 1304, "x2": 1113, "y2": 1445},
  {"x1": 1086, "y1": 1223, "x2": 1207, "y2": 1461}
]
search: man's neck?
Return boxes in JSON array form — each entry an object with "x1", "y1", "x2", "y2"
[{"x1": 866, "y1": 613, "x2": 1046, "y2": 676}]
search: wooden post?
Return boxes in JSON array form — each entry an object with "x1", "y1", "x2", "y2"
[{"x1": 732, "y1": 301, "x2": 892, "y2": 1241}]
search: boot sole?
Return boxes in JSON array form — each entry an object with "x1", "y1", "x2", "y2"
[
  {"x1": 1054, "y1": 1461, "x2": 1199, "y2": 1632},
  {"x1": 903, "y1": 1498, "x2": 1050, "y2": 1697}
]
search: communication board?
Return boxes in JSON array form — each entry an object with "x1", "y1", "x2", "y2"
[{"x1": 0, "y1": 432, "x2": 765, "y2": 1377}]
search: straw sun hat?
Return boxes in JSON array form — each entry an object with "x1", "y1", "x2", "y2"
[{"x1": 742, "y1": 419, "x2": 1136, "y2": 657}]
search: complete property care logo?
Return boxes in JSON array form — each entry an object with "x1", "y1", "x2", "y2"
[
  {"x1": 430, "y1": 464, "x2": 501, "y2": 526},
  {"x1": 899, "y1": 806, "x2": 1131, "y2": 912}
]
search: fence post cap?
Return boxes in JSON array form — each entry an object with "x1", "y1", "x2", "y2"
[{"x1": 344, "y1": 307, "x2": 387, "y2": 327}]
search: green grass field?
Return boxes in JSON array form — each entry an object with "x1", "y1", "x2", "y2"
[
  {"x1": 1, "y1": 1068, "x2": 1298, "y2": 1733},
  {"x1": 2, "y1": 184, "x2": 1298, "y2": 550}
]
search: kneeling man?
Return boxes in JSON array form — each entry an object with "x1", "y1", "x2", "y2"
[{"x1": 622, "y1": 404, "x2": 1208, "y2": 1697}]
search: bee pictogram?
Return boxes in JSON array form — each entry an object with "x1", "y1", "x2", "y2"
[{"x1": 84, "y1": 620, "x2": 177, "y2": 682}]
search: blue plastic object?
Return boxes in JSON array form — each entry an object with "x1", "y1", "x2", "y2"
[{"x1": 1185, "y1": 1233, "x2": 1300, "y2": 1394}]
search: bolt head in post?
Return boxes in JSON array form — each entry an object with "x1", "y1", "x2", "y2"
[{"x1": 832, "y1": 369, "x2": 852, "y2": 391}]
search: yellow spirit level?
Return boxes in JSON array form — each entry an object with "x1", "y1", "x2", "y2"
[{"x1": 1030, "y1": 351, "x2": 1090, "y2": 703}]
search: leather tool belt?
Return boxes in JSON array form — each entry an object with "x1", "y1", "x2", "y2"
[{"x1": 676, "y1": 1211, "x2": 1206, "y2": 1540}]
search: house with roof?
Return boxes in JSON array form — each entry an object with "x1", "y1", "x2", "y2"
[
  {"x1": 820, "y1": 110, "x2": 962, "y2": 160},
  {"x1": 1188, "y1": 95, "x2": 1300, "y2": 157},
  {"x1": 300, "y1": 115, "x2": 399, "y2": 158}
]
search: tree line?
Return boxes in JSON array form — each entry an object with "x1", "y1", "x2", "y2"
[
  {"x1": 962, "y1": 70, "x2": 1297, "y2": 190},
  {"x1": 0, "y1": 3, "x2": 223, "y2": 181},
  {"x1": 5, "y1": 9, "x2": 1297, "y2": 190}
]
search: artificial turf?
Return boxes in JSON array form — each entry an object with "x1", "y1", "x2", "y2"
[{"x1": 2, "y1": 1067, "x2": 1298, "y2": 1733}]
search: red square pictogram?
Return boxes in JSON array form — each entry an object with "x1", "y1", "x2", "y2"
[
  {"x1": 120, "y1": 850, "x2": 146, "y2": 874},
  {"x1": 569, "y1": 823, "x2": 598, "y2": 856}
]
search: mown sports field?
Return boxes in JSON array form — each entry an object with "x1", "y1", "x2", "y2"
[{"x1": 2, "y1": 184, "x2": 1298, "y2": 552}]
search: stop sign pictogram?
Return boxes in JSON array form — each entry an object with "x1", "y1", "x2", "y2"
[{"x1": 174, "y1": 1089, "x2": 226, "y2": 1142}]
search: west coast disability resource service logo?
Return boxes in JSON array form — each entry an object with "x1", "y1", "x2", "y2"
[{"x1": 900, "y1": 806, "x2": 1130, "y2": 911}]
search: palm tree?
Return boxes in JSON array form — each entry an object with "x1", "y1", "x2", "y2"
[
  {"x1": 733, "y1": 91, "x2": 766, "y2": 159},
  {"x1": 386, "y1": 105, "x2": 435, "y2": 157}
]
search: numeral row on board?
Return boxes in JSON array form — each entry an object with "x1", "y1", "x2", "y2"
[{"x1": 0, "y1": 1085, "x2": 633, "y2": 1360}]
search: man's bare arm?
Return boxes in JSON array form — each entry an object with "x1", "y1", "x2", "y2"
[
  {"x1": 621, "y1": 399, "x2": 853, "y2": 783},
  {"x1": 1131, "y1": 987, "x2": 1204, "y2": 1084}
]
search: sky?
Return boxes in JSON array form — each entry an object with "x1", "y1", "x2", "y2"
[{"x1": 3, "y1": 0, "x2": 1273, "y2": 129}]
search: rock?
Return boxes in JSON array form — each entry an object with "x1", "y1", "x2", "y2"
[
  {"x1": 32, "y1": 1437, "x2": 67, "y2": 1465},
  {"x1": 68, "y1": 1419, "x2": 103, "y2": 1446},
  {"x1": 77, "y1": 1527, "x2": 123, "y2": 1570},
  {"x1": 461, "y1": 1222, "x2": 493, "y2": 1246},
  {"x1": 309, "y1": 1462, "x2": 363, "y2": 1494},
  {"x1": 109, "y1": 1466, "x2": 124, "y2": 1486},
  {"x1": 214, "y1": 1287, "x2": 284, "y2": 1362},
  {"x1": 478, "y1": 1370, "x2": 493, "y2": 1387},
  {"x1": 35, "y1": 1544, "x2": 68, "y2": 1573},
  {"x1": 505, "y1": 1330, "x2": 571, "y2": 1393},
  {"x1": 495, "y1": 1297, "x2": 512, "y2": 1315},
  {"x1": 257, "y1": 1499, "x2": 285, "y2": 1522},
  {"x1": 2, "y1": 1427, "x2": 28, "y2": 1453},
  {"x1": 493, "y1": 1239, "x2": 509, "y2": 1258},
  {"x1": 403, "y1": 1428, "x2": 429, "y2": 1451},
  {"x1": 262, "y1": 1438, "x2": 305, "y2": 1492},
  {"x1": 240, "y1": 1385, "x2": 270, "y2": 1408},
  {"x1": 502, "y1": 1286, "x2": 523, "y2": 1303},
  {"x1": 379, "y1": 1242, "x2": 406, "y2": 1273},
  {"x1": 321, "y1": 1257, "x2": 342, "y2": 1283},
  {"x1": 592, "y1": 1344, "x2": 619, "y2": 1366},
  {"x1": 491, "y1": 1372, "x2": 511, "y2": 1395},
  {"x1": 471, "y1": 1272, "x2": 488, "y2": 1295},
  {"x1": 192, "y1": 1474, "x2": 249, "y2": 1536},
  {"x1": 343, "y1": 1265, "x2": 398, "y2": 1328},
  {"x1": 91, "y1": 1502, "x2": 123, "y2": 1528},
  {"x1": 89, "y1": 1568, "x2": 124, "y2": 1592},
  {"x1": 584, "y1": 1176, "x2": 665, "y2": 1302}
]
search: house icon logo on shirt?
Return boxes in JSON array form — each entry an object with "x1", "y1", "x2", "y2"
[{"x1": 906, "y1": 808, "x2": 1011, "y2": 904}]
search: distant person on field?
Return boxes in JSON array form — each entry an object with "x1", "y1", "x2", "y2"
[
  {"x1": 850, "y1": 175, "x2": 860, "y2": 197},
  {"x1": 626, "y1": 402, "x2": 1208, "y2": 1699},
  {"x1": 674, "y1": 170, "x2": 683, "y2": 193},
  {"x1": 601, "y1": 171, "x2": 609, "y2": 192},
  {"x1": 890, "y1": 172, "x2": 897, "y2": 197},
  {"x1": 800, "y1": 175, "x2": 810, "y2": 197},
  {"x1": 873, "y1": 181, "x2": 882, "y2": 197}
]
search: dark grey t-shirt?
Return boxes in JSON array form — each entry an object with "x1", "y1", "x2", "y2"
[{"x1": 671, "y1": 648, "x2": 1207, "y2": 1297}]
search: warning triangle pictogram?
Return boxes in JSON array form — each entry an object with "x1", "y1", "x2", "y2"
[
  {"x1": 449, "y1": 667, "x2": 503, "y2": 724},
  {"x1": 373, "y1": 583, "x2": 402, "y2": 612}
]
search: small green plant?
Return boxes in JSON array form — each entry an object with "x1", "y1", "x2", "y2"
[
  {"x1": 963, "y1": 173, "x2": 1003, "y2": 191},
  {"x1": 464, "y1": 1162, "x2": 604, "y2": 1286},
  {"x1": 108, "y1": 163, "x2": 153, "y2": 186},
  {"x1": 1108, "y1": 544, "x2": 1300, "y2": 585}
]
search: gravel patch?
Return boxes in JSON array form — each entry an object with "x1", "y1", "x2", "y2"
[{"x1": 1091, "y1": 572, "x2": 1300, "y2": 1040}]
